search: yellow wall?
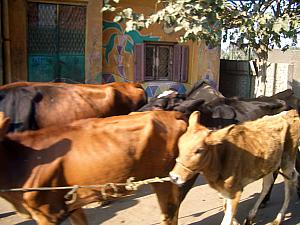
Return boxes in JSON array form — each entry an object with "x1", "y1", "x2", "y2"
[
  {"x1": 102, "y1": 0, "x2": 220, "y2": 95},
  {"x1": 5, "y1": 0, "x2": 220, "y2": 92},
  {"x1": 8, "y1": 0, "x2": 27, "y2": 82},
  {"x1": 85, "y1": 0, "x2": 103, "y2": 83}
]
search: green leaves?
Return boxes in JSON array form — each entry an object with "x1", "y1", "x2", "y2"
[{"x1": 102, "y1": 0, "x2": 300, "y2": 58}]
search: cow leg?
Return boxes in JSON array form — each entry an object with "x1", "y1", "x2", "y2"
[
  {"x1": 260, "y1": 170, "x2": 278, "y2": 208},
  {"x1": 152, "y1": 182, "x2": 180, "y2": 225},
  {"x1": 220, "y1": 191, "x2": 241, "y2": 225},
  {"x1": 272, "y1": 167, "x2": 296, "y2": 225},
  {"x1": 23, "y1": 191, "x2": 69, "y2": 225},
  {"x1": 69, "y1": 208, "x2": 88, "y2": 225},
  {"x1": 23, "y1": 209, "x2": 57, "y2": 225},
  {"x1": 152, "y1": 175, "x2": 198, "y2": 225},
  {"x1": 244, "y1": 173, "x2": 274, "y2": 225}
]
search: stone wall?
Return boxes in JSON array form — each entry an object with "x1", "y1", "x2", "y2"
[{"x1": 267, "y1": 49, "x2": 300, "y2": 97}]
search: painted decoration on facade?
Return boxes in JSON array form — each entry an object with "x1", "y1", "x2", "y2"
[
  {"x1": 103, "y1": 20, "x2": 160, "y2": 82},
  {"x1": 103, "y1": 21, "x2": 159, "y2": 63},
  {"x1": 198, "y1": 43, "x2": 220, "y2": 89}
]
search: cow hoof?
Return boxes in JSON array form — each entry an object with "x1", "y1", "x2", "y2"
[
  {"x1": 271, "y1": 221, "x2": 280, "y2": 225},
  {"x1": 243, "y1": 218, "x2": 253, "y2": 225},
  {"x1": 232, "y1": 218, "x2": 240, "y2": 225},
  {"x1": 271, "y1": 216, "x2": 283, "y2": 225}
]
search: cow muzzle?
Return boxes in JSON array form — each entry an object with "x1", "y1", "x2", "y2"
[
  {"x1": 169, "y1": 171, "x2": 186, "y2": 186},
  {"x1": 169, "y1": 159, "x2": 196, "y2": 186}
]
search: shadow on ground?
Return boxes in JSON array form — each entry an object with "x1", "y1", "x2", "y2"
[
  {"x1": 187, "y1": 181, "x2": 300, "y2": 225},
  {"x1": 4, "y1": 176, "x2": 300, "y2": 225},
  {"x1": 3, "y1": 176, "x2": 207, "y2": 225},
  {"x1": 0, "y1": 212, "x2": 16, "y2": 219},
  {"x1": 11, "y1": 184, "x2": 155, "y2": 225}
]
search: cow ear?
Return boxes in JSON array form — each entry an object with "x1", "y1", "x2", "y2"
[
  {"x1": 188, "y1": 111, "x2": 200, "y2": 129},
  {"x1": 0, "y1": 112, "x2": 10, "y2": 139},
  {"x1": 205, "y1": 124, "x2": 235, "y2": 145},
  {"x1": 212, "y1": 105, "x2": 235, "y2": 119}
]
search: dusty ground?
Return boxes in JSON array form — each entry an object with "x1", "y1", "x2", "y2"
[{"x1": 0, "y1": 176, "x2": 300, "y2": 225}]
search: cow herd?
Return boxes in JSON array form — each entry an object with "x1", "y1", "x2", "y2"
[{"x1": 0, "y1": 80, "x2": 299, "y2": 225}]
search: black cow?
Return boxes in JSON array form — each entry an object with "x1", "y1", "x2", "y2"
[
  {"x1": 267, "y1": 89, "x2": 300, "y2": 113},
  {"x1": 137, "y1": 88, "x2": 186, "y2": 112},
  {"x1": 185, "y1": 79, "x2": 224, "y2": 101},
  {"x1": 138, "y1": 80, "x2": 289, "y2": 126},
  {"x1": 0, "y1": 86, "x2": 42, "y2": 131},
  {"x1": 175, "y1": 95, "x2": 289, "y2": 128},
  {"x1": 137, "y1": 80, "x2": 223, "y2": 113}
]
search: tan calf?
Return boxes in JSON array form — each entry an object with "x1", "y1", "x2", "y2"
[{"x1": 170, "y1": 110, "x2": 300, "y2": 225}]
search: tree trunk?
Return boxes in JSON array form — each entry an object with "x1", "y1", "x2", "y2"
[{"x1": 253, "y1": 48, "x2": 268, "y2": 97}]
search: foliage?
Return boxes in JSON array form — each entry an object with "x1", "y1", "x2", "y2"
[
  {"x1": 221, "y1": 45, "x2": 252, "y2": 60},
  {"x1": 103, "y1": 0, "x2": 300, "y2": 59}
]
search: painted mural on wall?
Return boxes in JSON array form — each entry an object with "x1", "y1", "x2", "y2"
[
  {"x1": 103, "y1": 21, "x2": 160, "y2": 61},
  {"x1": 198, "y1": 43, "x2": 220, "y2": 89},
  {"x1": 102, "y1": 20, "x2": 190, "y2": 97},
  {"x1": 102, "y1": 20, "x2": 159, "y2": 83}
]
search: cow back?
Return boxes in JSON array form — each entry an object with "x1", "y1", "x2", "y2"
[
  {"x1": 186, "y1": 80, "x2": 224, "y2": 101},
  {"x1": 2, "y1": 111, "x2": 187, "y2": 198},
  {"x1": 0, "y1": 82, "x2": 147, "y2": 131}
]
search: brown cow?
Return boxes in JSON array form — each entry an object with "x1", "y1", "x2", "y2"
[
  {"x1": 0, "y1": 82, "x2": 146, "y2": 131},
  {"x1": 0, "y1": 110, "x2": 192, "y2": 225},
  {"x1": 170, "y1": 110, "x2": 300, "y2": 225},
  {"x1": 0, "y1": 81, "x2": 141, "y2": 90}
]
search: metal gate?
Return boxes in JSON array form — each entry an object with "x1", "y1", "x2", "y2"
[
  {"x1": 27, "y1": 3, "x2": 86, "y2": 83},
  {"x1": 219, "y1": 59, "x2": 254, "y2": 98}
]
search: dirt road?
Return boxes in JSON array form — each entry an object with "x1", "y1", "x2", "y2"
[{"x1": 0, "y1": 176, "x2": 300, "y2": 225}]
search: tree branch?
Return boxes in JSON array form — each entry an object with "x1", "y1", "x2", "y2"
[
  {"x1": 261, "y1": 0, "x2": 276, "y2": 14},
  {"x1": 276, "y1": 0, "x2": 281, "y2": 17}
]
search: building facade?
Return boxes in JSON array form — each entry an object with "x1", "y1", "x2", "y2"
[{"x1": 2, "y1": 0, "x2": 221, "y2": 96}]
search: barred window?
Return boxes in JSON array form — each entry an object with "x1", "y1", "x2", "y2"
[{"x1": 134, "y1": 42, "x2": 188, "y2": 82}]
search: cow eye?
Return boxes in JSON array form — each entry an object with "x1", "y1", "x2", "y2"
[{"x1": 195, "y1": 148, "x2": 204, "y2": 154}]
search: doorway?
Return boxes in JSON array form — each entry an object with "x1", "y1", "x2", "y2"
[{"x1": 27, "y1": 3, "x2": 86, "y2": 83}]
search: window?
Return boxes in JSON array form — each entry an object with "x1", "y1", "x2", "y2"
[
  {"x1": 27, "y1": 3, "x2": 86, "y2": 83},
  {"x1": 134, "y1": 42, "x2": 188, "y2": 82}
]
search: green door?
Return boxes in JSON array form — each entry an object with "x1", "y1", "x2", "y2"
[
  {"x1": 219, "y1": 59, "x2": 254, "y2": 98},
  {"x1": 28, "y1": 3, "x2": 86, "y2": 83}
]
